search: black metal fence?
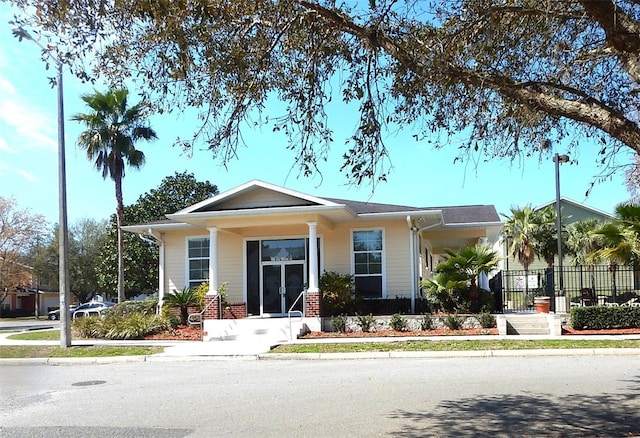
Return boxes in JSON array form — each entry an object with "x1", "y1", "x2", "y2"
[{"x1": 499, "y1": 264, "x2": 640, "y2": 312}]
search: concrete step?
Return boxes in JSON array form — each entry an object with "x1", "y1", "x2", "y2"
[
  {"x1": 202, "y1": 318, "x2": 305, "y2": 342},
  {"x1": 504, "y1": 315, "x2": 550, "y2": 335}
]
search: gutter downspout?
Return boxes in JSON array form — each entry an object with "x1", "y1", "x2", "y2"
[
  {"x1": 407, "y1": 215, "x2": 444, "y2": 314},
  {"x1": 144, "y1": 229, "x2": 165, "y2": 315}
]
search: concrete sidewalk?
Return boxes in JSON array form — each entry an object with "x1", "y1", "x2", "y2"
[{"x1": 2, "y1": 329, "x2": 640, "y2": 364}]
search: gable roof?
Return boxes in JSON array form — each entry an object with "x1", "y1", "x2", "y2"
[
  {"x1": 536, "y1": 197, "x2": 614, "y2": 223},
  {"x1": 123, "y1": 180, "x2": 502, "y2": 235}
]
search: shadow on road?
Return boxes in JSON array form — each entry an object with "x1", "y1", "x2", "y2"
[{"x1": 389, "y1": 376, "x2": 640, "y2": 437}]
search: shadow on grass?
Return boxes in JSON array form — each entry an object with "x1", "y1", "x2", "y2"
[{"x1": 389, "y1": 376, "x2": 640, "y2": 437}]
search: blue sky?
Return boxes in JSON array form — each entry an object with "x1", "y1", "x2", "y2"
[{"x1": 0, "y1": 3, "x2": 632, "y2": 227}]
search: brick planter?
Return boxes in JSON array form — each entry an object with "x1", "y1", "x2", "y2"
[{"x1": 222, "y1": 302, "x2": 247, "y2": 319}]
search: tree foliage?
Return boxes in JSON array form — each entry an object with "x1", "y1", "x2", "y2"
[
  {"x1": 9, "y1": 0, "x2": 640, "y2": 188},
  {"x1": 96, "y1": 172, "x2": 219, "y2": 299},
  {"x1": 0, "y1": 196, "x2": 47, "y2": 303},
  {"x1": 29, "y1": 218, "x2": 109, "y2": 303}
]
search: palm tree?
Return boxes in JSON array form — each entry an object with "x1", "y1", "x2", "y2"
[
  {"x1": 565, "y1": 218, "x2": 604, "y2": 294},
  {"x1": 438, "y1": 244, "x2": 500, "y2": 298},
  {"x1": 502, "y1": 205, "x2": 546, "y2": 295},
  {"x1": 587, "y1": 203, "x2": 640, "y2": 302},
  {"x1": 72, "y1": 88, "x2": 157, "y2": 303}
]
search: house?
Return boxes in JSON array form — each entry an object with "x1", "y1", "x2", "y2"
[{"x1": 123, "y1": 180, "x2": 502, "y2": 331}]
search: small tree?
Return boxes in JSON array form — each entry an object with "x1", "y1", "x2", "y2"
[
  {"x1": 319, "y1": 271, "x2": 355, "y2": 316},
  {"x1": 163, "y1": 287, "x2": 201, "y2": 325}
]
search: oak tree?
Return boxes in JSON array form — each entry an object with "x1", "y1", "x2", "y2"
[{"x1": 9, "y1": 0, "x2": 640, "y2": 185}]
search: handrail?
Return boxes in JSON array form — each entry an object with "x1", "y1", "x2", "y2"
[
  {"x1": 288, "y1": 289, "x2": 306, "y2": 340},
  {"x1": 188, "y1": 293, "x2": 222, "y2": 341}
]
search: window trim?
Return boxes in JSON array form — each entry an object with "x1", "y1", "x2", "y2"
[
  {"x1": 350, "y1": 228, "x2": 386, "y2": 299},
  {"x1": 185, "y1": 235, "x2": 210, "y2": 289}
]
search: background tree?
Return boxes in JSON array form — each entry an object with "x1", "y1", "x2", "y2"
[
  {"x1": 96, "y1": 172, "x2": 218, "y2": 299},
  {"x1": 9, "y1": 1, "x2": 640, "y2": 188},
  {"x1": 588, "y1": 203, "x2": 640, "y2": 301},
  {"x1": 72, "y1": 88, "x2": 157, "y2": 303},
  {"x1": 565, "y1": 218, "x2": 605, "y2": 294},
  {"x1": 0, "y1": 197, "x2": 48, "y2": 312},
  {"x1": 29, "y1": 219, "x2": 109, "y2": 303}
]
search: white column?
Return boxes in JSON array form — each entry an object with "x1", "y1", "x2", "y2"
[
  {"x1": 207, "y1": 227, "x2": 218, "y2": 295},
  {"x1": 158, "y1": 234, "x2": 165, "y2": 309},
  {"x1": 307, "y1": 222, "x2": 319, "y2": 293}
]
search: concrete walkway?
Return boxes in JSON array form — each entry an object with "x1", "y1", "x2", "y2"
[{"x1": 2, "y1": 328, "x2": 640, "y2": 364}]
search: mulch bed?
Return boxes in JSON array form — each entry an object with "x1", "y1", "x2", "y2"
[
  {"x1": 143, "y1": 325, "x2": 640, "y2": 341},
  {"x1": 301, "y1": 328, "x2": 499, "y2": 338},
  {"x1": 562, "y1": 326, "x2": 640, "y2": 335},
  {"x1": 145, "y1": 325, "x2": 202, "y2": 341}
]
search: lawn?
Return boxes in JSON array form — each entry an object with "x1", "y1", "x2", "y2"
[{"x1": 270, "y1": 338, "x2": 640, "y2": 354}]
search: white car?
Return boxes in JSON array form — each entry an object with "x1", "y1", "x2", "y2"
[{"x1": 72, "y1": 301, "x2": 116, "y2": 319}]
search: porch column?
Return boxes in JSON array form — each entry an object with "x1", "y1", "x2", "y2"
[
  {"x1": 207, "y1": 227, "x2": 218, "y2": 295},
  {"x1": 158, "y1": 233, "x2": 165, "y2": 309},
  {"x1": 307, "y1": 222, "x2": 319, "y2": 293}
]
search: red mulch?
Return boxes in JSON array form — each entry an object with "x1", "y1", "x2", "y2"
[
  {"x1": 562, "y1": 327, "x2": 640, "y2": 335},
  {"x1": 145, "y1": 325, "x2": 203, "y2": 341},
  {"x1": 301, "y1": 328, "x2": 499, "y2": 338},
  {"x1": 142, "y1": 325, "x2": 640, "y2": 341}
]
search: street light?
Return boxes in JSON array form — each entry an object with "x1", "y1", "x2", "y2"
[
  {"x1": 14, "y1": 27, "x2": 71, "y2": 347},
  {"x1": 553, "y1": 153, "x2": 569, "y2": 310}
]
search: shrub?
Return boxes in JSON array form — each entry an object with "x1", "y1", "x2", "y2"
[
  {"x1": 570, "y1": 306, "x2": 640, "y2": 330},
  {"x1": 101, "y1": 313, "x2": 170, "y2": 340},
  {"x1": 163, "y1": 287, "x2": 201, "y2": 325},
  {"x1": 320, "y1": 271, "x2": 355, "y2": 316},
  {"x1": 389, "y1": 313, "x2": 409, "y2": 332},
  {"x1": 477, "y1": 311, "x2": 496, "y2": 328},
  {"x1": 330, "y1": 314, "x2": 348, "y2": 333},
  {"x1": 356, "y1": 313, "x2": 376, "y2": 332},
  {"x1": 419, "y1": 314, "x2": 433, "y2": 331},
  {"x1": 444, "y1": 313, "x2": 462, "y2": 330},
  {"x1": 72, "y1": 316, "x2": 104, "y2": 338},
  {"x1": 109, "y1": 298, "x2": 158, "y2": 317}
]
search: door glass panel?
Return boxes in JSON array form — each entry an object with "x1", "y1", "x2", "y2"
[
  {"x1": 261, "y1": 239, "x2": 306, "y2": 261},
  {"x1": 262, "y1": 265, "x2": 282, "y2": 314},
  {"x1": 284, "y1": 264, "x2": 305, "y2": 312}
]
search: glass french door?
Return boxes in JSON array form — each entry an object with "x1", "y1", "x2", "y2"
[{"x1": 262, "y1": 262, "x2": 305, "y2": 315}]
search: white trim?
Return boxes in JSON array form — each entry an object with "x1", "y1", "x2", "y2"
[{"x1": 185, "y1": 235, "x2": 210, "y2": 290}]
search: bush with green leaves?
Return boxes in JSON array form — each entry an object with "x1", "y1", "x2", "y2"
[
  {"x1": 356, "y1": 313, "x2": 376, "y2": 332},
  {"x1": 320, "y1": 271, "x2": 355, "y2": 316},
  {"x1": 109, "y1": 298, "x2": 158, "y2": 317},
  {"x1": 101, "y1": 313, "x2": 170, "y2": 340},
  {"x1": 476, "y1": 311, "x2": 496, "y2": 329},
  {"x1": 444, "y1": 313, "x2": 463, "y2": 330},
  {"x1": 330, "y1": 314, "x2": 348, "y2": 333},
  {"x1": 163, "y1": 286, "x2": 201, "y2": 325},
  {"x1": 389, "y1": 313, "x2": 409, "y2": 332},
  {"x1": 72, "y1": 316, "x2": 105, "y2": 338},
  {"x1": 419, "y1": 314, "x2": 433, "y2": 331}
]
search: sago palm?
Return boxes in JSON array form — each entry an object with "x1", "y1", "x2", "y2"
[{"x1": 72, "y1": 88, "x2": 157, "y2": 303}]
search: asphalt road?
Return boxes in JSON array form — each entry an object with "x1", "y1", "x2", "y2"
[
  {"x1": 0, "y1": 319, "x2": 58, "y2": 331},
  {"x1": 1, "y1": 355, "x2": 639, "y2": 437}
]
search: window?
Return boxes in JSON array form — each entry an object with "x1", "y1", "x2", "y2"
[
  {"x1": 188, "y1": 237, "x2": 209, "y2": 289},
  {"x1": 352, "y1": 229, "x2": 383, "y2": 298}
]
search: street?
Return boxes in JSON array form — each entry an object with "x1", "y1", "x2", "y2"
[{"x1": 1, "y1": 356, "x2": 639, "y2": 437}]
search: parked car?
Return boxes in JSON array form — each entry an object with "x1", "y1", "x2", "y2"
[
  {"x1": 72, "y1": 301, "x2": 116, "y2": 319},
  {"x1": 47, "y1": 305, "x2": 79, "y2": 320}
]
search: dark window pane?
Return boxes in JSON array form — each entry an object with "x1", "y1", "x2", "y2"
[{"x1": 355, "y1": 276, "x2": 382, "y2": 298}]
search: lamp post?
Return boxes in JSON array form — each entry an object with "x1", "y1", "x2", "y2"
[
  {"x1": 15, "y1": 28, "x2": 71, "y2": 347},
  {"x1": 553, "y1": 153, "x2": 569, "y2": 310}
]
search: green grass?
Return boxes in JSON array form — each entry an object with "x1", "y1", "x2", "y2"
[
  {"x1": 8, "y1": 330, "x2": 61, "y2": 341},
  {"x1": 0, "y1": 345, "x2": 163, "y2": 358},
  {"x1": 270, "y1": 339, "x2": 640, "y2": 354}
]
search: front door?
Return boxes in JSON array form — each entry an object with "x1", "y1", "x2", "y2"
[{"x1": 262, "y1": 262, "x2": 305, "y2": 315}]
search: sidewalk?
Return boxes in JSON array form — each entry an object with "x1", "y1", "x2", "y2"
[{"x1": 2, "y1": 329, "x2": 640, "y2": 364}]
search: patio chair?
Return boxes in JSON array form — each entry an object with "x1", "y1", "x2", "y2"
[{"x1": 580, "y1": 288, "x2": 597, "y2": 306}]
